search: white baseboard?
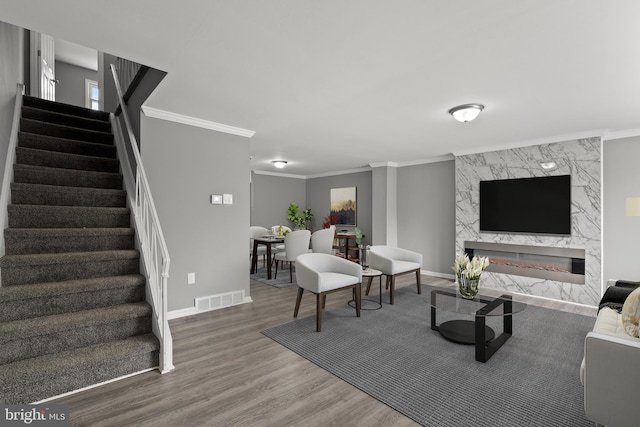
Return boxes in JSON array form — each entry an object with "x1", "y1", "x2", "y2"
[{"x1": 422, "y1": 269, "x2": 455, "y2": 281}]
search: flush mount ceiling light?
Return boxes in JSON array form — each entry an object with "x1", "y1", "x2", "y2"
[
  {"x1": 272, "y1": 160, "x2": 287, "y2": 169},
  {"x1": 448, "y1": 104, "x2": 484, "y2": 122},
  {"x1": 540, "y1": 161, "x2": 557, "y2": 170}
]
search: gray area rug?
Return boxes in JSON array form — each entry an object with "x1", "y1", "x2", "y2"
[
  {"x1": 262, "y1": 285, "x2": 595, "y2": 426},
  {"x1": 251, "y1": 265, "x2": 297, "y2": 288}
]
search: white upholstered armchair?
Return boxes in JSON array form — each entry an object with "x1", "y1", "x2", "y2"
[
  {"x1": 294, "y1": 253, "x2": 362, "y2": 332},
  {"x1": 368, "y1": 245, "x2": 422, "y2": 305}
]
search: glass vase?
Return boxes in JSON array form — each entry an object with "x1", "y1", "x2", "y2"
[{"x1": 458, "y1": 275, "x2": 480, "y2": 299}]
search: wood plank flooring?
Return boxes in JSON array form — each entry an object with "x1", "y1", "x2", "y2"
[{"x1": 51, "y1": 274, "x2": 596, "y2": 426}]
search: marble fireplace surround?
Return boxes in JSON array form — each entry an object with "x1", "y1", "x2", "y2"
[{"x1": 455, "y1": 137, "x2": 601, "y2": 306}]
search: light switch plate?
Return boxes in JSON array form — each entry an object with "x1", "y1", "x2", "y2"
[
  {"x1": 211, "y1": 194, "x2": 222, "y2": 205},
  {"x1": 223, "y1": 194, "x2": 233, "y2": 205}
]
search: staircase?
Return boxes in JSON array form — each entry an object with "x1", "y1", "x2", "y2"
[{"x1": 0, "y1": 96, "x2": 159, "y2": 404}]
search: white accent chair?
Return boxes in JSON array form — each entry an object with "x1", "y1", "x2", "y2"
[
  {"x1": 250, "y1": 226, "x2": 269, "y2": 268},
  {"x1": 581, "y1": 279, "x2": 640, "y2": 427},
  {"x1": 310, "y1": 228, "x2": 335, "y2": 254},
  {"x1": 274, "y1": 230, "x2": 311, "y2": 282},
  {"x1": 294, "y1": 253, "x2": 362, "y2": 332},
  {"x1": 368, "y1": 245, "x2": 422, "y2": 305}
]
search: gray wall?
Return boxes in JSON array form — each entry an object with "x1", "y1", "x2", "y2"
[
  {"x1": 397, "y1": 161, "x2": 456, "y2": 275},
  {"x1": 603, "y1": 136, "x2": 640, "y2": 281},
  {"x1": 142, "y1": 115, "x2": 251, "y2": 311},
  {"x1": 251, "y1": 173, "x2": 306, "y2": 229},
  {"x1": 54, "y1": 60, "x2": 97, "y2": 108},
  {"x1": 0, "y1": 21, "x2": 22, "y2": 189},
  {"x1": 306, "y1": 171, "x2": 372, "y2": 243}
]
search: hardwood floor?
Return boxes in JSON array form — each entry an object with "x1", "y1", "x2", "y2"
[{"x1": 52, "y1": 274, "x2": 596, "y2": 426}]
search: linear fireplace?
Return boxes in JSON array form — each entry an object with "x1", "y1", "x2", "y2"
[{"x1": 464, "y1": 241, "x2": 586, "y2": 284}]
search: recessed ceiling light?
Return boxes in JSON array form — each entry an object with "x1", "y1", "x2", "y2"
[
  {"x1": 540, "y1": 161, "x2": 557, "y2": 170},
  {"x1": 272, "y1": 160, "x2": 287, "y2": 169},
  {"x1": 448, "y1": 104, "x2": 484, "y2": 122}
]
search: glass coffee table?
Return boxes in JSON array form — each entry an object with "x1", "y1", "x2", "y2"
[{"x1": 430, "y1": 289, "x2": 527, "y2": 362}]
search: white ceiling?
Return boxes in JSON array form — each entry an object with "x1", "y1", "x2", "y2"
[
  {"x1": 55, "y1": 39, "x2": 97, "y2": 71},
  {"x1": 3, "y1": 1, "x2": 640, "y2": 176}
]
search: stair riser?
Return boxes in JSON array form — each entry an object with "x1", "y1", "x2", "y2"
[
  {"x1": 0, "y1": 286, "x2": 145, "y2": 323},
  {"x1": 0, "y1": 350, "x2": 158, "y2": 404},
  {"x1": 0, "y1": 316, "x2": 152, "y2": 365},
  {"x1": 4, "y1": 234, "x2": 134, "y2": 255},
  {"x1": 20, "y1": 118, "x2": 113, "y2": 145},
  {"x1": 22, "y1": 107, "x2": 112, "y2": 133},
  {"x1": 14, "y1": 165, "x2": 123, "y2": 190},
  {"x1": 1, "y1": 258, "x2": 140, "y2": 286},
  {"x1": 11, "y1": 185, "x2": 127, "y2": 208},
  {"x1": 16, "y1": 147, "x2": 120, "y2": 173},
  {"x1": 8, "y1": 207, "x2": 130, "y2": 228},
  {"x1": 23, "y1": 96, "x2": 110, "y2": 122}
]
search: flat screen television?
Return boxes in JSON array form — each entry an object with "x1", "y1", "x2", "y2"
[{"x1": 479, "y1": 175, "x2": 571, "y2": 235}]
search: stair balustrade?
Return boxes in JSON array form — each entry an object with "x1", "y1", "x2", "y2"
[
  {"x1": 110, "y1": 64, "x2": 173, "y2": 373},
  {"x1": 0, "y1": 84, "x2": 25, "y2": 267}
]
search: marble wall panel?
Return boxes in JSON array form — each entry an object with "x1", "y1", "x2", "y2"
[{"x1": 455, "y1": 137, "x2": 601, "y2": 305}]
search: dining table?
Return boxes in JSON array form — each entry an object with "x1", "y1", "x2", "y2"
[{"x1": 250, "y1": 236, "x2": 284, "y2": 280}]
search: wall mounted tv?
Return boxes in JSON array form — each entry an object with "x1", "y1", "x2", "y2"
[{"x1": 479, "y1": 175, "x2": 571, "y2": 235}]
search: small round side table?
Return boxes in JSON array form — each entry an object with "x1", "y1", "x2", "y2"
[{"x1": 348, "y1": 267, "x2": 383, "y2": 310}]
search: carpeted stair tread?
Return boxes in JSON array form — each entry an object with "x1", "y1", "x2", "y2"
[
  {"x1": 20, "y1": 118, "x2": 113, "y2": 145},
  {"x1": 22, "y1": 95, "x2": 110, "y2": 122},
  {"x1": 0, "y1": 334, "x2": 159, "y2": 404},
  {"x1": 19, "y1": 132, "x2": 116, "y2": 159},
  {"x1": 22, "y1": 106, "x2": 111, "y2": 133},
  {"x1": 0, "y1": 274, "x2": 146, "y2": 323},
  {"x1": 0, "y1": 302, "x2": 151, "y2": 343},
  {"x1": 4, "y1": 227, "x2": 134, "y2": 255},
  {"x1": 8, "y1": 204, "x2": 130, "y2": 228},
  {"x1": 0, "y1": 274, "x2": 145, "y2": 303},
  {"x1": 11, "y1": 182, "x2": 126, "y2": 207},
  {"x1": 0, "y1": 250, "x2": 139, "y2": 268},
  {"x1": 16, "y1": 146, "x2": 120, "y2": 173},
  {"x1": 13, "y1": 164, "x2": 123, "y2": 189}
]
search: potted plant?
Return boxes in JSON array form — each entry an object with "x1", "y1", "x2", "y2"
[{"x1": 287, "y1": 203, "x2": 314, "y2": 230}]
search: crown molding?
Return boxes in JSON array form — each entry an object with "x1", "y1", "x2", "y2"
[
  {"x1": 451, "y1": 129, "x2": 606, "y2": 157},
  {"x1": 141, "y1": 106, "x2": 256, "y2": 138},
  {"x1": 396, "y1": 154, "x2": 455, "y2": 167},
  {"x1": 603, "y1": 128, "x2": 640, "y2": 140},
  {"x1": 369, "y1": 161, "x2": 399, "y2": 168},
  {"x1": 252, "y1": 170, "x2": 307, "y2": 179},
  {"x1": 305, "y1": 166, "x2": 372, "y2": 179}
]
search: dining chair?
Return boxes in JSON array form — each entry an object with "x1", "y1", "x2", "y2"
[
  {"x1": 310, "y1": 228, "x2": 335, "y2": 254},
  {"x1": 250, "y1": 226, "x2": 269, "y2": 267},
  {"x1": 294, "y1": 253, "x2": 362, "y2": 332},
  {"x1": 274, "y1": 230, "x2": 311, "y2": 282},
  {"x1": 368, "y1": 245, "x2": 422, "y2": 305}
]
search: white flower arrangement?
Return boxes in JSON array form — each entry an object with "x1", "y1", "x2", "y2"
[{"x1": 452, "y1": 253, "x2": 490, "y2": 281}]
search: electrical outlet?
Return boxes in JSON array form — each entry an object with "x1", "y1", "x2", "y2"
[{"x1": 187, "y1": 272, "x2": 196, "y2": 284}]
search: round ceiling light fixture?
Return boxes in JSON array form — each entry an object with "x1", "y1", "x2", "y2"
[
  {"x1": 448, "y1": 104, "x2": 484, "y2": 123},
  {"x1": 272, "y1": 160, "x2": 288, "y2": 169}
]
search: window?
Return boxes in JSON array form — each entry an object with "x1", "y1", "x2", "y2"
[{"x1": 85, "y1": 79, "x2": 99, "y2": 110}]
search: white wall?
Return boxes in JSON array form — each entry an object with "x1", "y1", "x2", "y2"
[
  {"x1": 54, "y1": 60, "x2": 97, "y2": 108},
  {"x1": 603, "y1": 136, "x2": 640, "y2": 282},
  {"x1": 141, "y1": 115, "x2": 251, "y2": 311}
]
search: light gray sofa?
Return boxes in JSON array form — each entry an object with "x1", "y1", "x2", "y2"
[{"x1": 581, "y1": 279, "x2": 640, "y2": 427}]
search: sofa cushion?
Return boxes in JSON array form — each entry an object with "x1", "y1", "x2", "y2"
[
  {"x1": 593, "y1": 307, "x2": 629, "y2": 338},
  {"x1": 621, "y1": 286, "x2": 640, "y2": 338}
]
